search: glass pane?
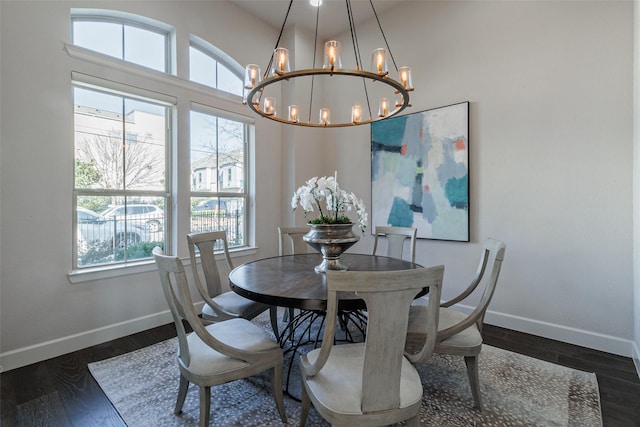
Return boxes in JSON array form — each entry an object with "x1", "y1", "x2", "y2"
[
  {"x1": 76, "y1": 196, "x2": 165, "y2": 266},
  {"x1": 189, "y1": 46, "x2": 217, "y2": 88},
  {"x1": 74, "y1": 88, "x2": 125, "y2": 190},
  {"x1": 73, "y1": 21, "x2": 123, "y2": 59},
  {"x1": 217, "y1": 63, "x2": 243, "y2": 96},
  {"x1": 124, "y1": 25, "x2": 166, "y2": 72},
  {"x1": 190, "y1": 197, "x2": 245, "y2": 247},
  {"x1": 190, "y1": 111, "x2": 245, "y2": 193},
  {"x1": 218, "y1": 118, "x2": 245, "y2": 192},
  {"x1": 123, "y1": 98, "x2": 166, "y2": 191},
  {"x1": 191, "y1": 110, "x2": 219, "y2": 192}
]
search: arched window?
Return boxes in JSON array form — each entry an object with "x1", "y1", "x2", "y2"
[
  {"x1": 189, "y1": 36, "x2": 243, "y2": 96},
  {"x1": 72, "y1": 11, "x2": 171, "y2": 73}
]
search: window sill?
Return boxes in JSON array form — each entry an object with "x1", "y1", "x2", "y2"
[{"x1": 68, "y1": 246, "x2": 258, "y2": 284}]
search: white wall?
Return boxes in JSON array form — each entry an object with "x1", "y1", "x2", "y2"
[
  {"x1": 319, "y1": 1, "x2": 635, "y2": 356},
  {"x1": 634, "y1": 0, "x2": 640, "y2": 373},
  {"x1": 0, "y1": 0, "x2": 636, "y2": 372}
]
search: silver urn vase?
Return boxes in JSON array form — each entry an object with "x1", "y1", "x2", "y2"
[{"x1": 303, "y1": 223, "x2": 360, "y2": 273}]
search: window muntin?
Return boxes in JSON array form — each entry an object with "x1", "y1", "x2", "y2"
[
  {"x1": 189, "y1": 44, "x2": 243, "y2": 96},
  {"x1": 190, "y1": 110, "x2": 248, "y2": 248},
  {"x1": 74, "y1": 85, "x2": 169, "y2": 268},
  {"x1": 72, "y1": 19, "x2": 168, "y2": 72}
]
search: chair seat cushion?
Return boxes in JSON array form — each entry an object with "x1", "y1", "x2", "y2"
[
  {"x1": 303, "y1": 343, "x2": 422, "y2": 416},
  {"x1": 186, "y1": 318, "x2": 278, "y2": 376},
  {"x1": 408, "y1": 302, "x2": 483, "y2": 353},
  {"x1": 202, "y1": 291, "x2": 266, "y2": 320}
]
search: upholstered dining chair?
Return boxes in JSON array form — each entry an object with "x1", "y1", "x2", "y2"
[
  {"x1": 153, "y1": 248, "x2": 287, "y2": 427},
  {"x1": 405, "y1": 238, "x2": 506, "y2": 410},
  {"x1": 372, "y1": 225, "x2": 417, "y2": 263},
  {"x1": 187, "y1": 231, "x2": 269, "y2": 323},
  {"x1": 277, "y1": 226, "x2": 310, "y2": 324},
  {"x1": 299, "y1": 265, "x2": 444, "y2": 427}
]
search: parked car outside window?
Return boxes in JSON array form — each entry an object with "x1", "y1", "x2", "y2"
[
  {"x1": 76, "y1": 207, "x2": 151, "y2": 264},
  {"x1": 100, "y1": 204, "x2": 164, "y2": 232}
]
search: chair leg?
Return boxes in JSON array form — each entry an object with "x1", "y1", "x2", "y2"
[
  {"x1": 198, "y1": 386, "x2": 211, "y2": 427},
  {"x1": 271, "y1": 364, "x2": 287, "y2": 423},
  {"x1": 269, "y1": 305, "x2": 280, "y2": 339},
  {"x1": 174, "y1": 375, "x2": 189, "y2": 414},
  {"x1": 464, "y1": 355, "x2": 483, "y2": 410},
  {"x1": 299, "y1": 381, "x2": 311, "y2": 427}
]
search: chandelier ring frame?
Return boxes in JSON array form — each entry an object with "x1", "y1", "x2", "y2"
[{"x1": 245, "y1": 67, "x2": 411, "y2": 128}]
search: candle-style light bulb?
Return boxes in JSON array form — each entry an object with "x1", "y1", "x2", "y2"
[
  {"x1": 351, "y1": 104, "x2": 362, "y2": 123},
  {"x1": 323, "y1": 41, "x2": 342, "y2": 69},
  {"x1": 398, "y1": 66, "x2": 413, "y2": 90},
  {"x1": 378, "y1": 98, "x2": 388, "y2": 117},
  {"x1": 271, "y1": 47, "x2": 290, "y2": 76},
  {"x1": 264, "y1": 97, "x2": 276, "y2": 116},
  {"x1": 319, "y1": 108, "x2": 331, "y2": 125},
  {"x1": 288, "y1": 105, "x2": 299, "y2": 122},
  {"x1": 244, "y1": 64, "x2": 261, "y2": 89},
  {"x1": 371, "y1": 48, "x2": 387, "y2": 75}
]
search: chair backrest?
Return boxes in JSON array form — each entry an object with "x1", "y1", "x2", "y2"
[
  {"x1": 372, "y1": 226, "x2": 417, "y2": 263},
  {"x1": 309, "y1": 266, "x2": 444, "y2": 413},
  {"x1": 278, "y1": 226, "x2": 310, "y2": 255},
  {"x1": 439, "y1": 238, "x2": 506, "y2": 338},
  {"x1": 153, "y1": 247, "x2": 257, "y2": 368},
  {"x1": 187, "y1": 231, "x2": 234, "y2": 298}
]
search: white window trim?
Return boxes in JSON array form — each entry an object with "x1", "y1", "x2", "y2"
[
  {"x1": 68, "y1": 246, "x2": 258, "y2": 283},
  {"x1": 65, "y1": 43, "x2": 242, "y2": 106}
]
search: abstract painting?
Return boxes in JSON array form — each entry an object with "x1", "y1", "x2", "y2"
[{"x1": 371, "y1": 102, "x2": 469, "y2": 241}]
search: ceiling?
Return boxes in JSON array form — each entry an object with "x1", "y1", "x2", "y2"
[{"x1": 230, "y1": 0, "x2": 405, "y2": 39}]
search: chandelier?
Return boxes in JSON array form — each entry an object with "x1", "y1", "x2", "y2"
[{"x1": 243, "y1": 0, "x2": 413, "y2": 128}]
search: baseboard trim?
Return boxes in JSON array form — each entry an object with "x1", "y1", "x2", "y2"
[
  {"x1": 0, "y1": 309, "x2": 177, "y2": 372},
  {"x1": 633, "y1": 341, "x2": 640, "y2": 379},
  {"x1": 483, "y1": 309, "x2": 634, "y2": 357}
]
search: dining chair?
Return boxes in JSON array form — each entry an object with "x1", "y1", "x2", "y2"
[
  {"x1": 299, "y1": 265, "x2": 444, "y2": 427},
  {"x1": 277, "y1": 226, "x2": 310, "y2": 324},
  {"x1": 187, "y1": 231, "x2": 269, "y2": 323},
  {"x1": 405, "y1": 238, "x2": 506, "y2": 410},
  {"x1": 153, "y1": 248, "x2": 287, "y2": 427},
  {"x1": 372, "y1": 225, "x2": 417, "y2": 263}
]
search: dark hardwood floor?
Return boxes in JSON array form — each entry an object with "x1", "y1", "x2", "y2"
[{"x1": 2, "y1": 323, "x2": 639, "y2": 426}]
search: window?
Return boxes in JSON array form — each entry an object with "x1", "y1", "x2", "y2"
[
  {"x1": 190, "y1": 109, "x2": 249, "y2": 248},
  {"x1": 72, "y1": 15, "x2": 169, "y2": 73},
  {"x1": 189, "y1": 40, "x2": 243, "y2": 96},
  {"x1": 73, "y1": 85, "x2": 169, "y2": 268},
  {"x1": 69, "y1": 10, "x2": 252, "y2": 273}
]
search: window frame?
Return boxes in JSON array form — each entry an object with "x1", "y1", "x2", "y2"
[
  {"x1": 71, "y1": 9, "x2": 173, "y2": 74},
  {"x1": 67, "y1": 10, "x2": 255, "y2": 281},
  {"x1": 72, "y1": 79, "x2": 174, "y2": 270},
  {"x1": 189, "y1": 104, "x2": 252, "y2": 248}
]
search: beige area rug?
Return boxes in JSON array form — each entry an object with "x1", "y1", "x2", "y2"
[{"x1": 89, "y1": 314, "x2": 602, "y2": 426}]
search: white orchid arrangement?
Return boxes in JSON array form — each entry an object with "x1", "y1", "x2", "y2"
[{"x1": 291, "y1": 174, "x2": 368, "y2": 232}]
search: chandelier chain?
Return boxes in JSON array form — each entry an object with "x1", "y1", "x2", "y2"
[
  {"x1": 308, "y1": 3, "x2": 321, "y2": 123},
  {"x1": 265, "y1": 0, "x2": 295, "y2": 80},
  {"x1": 369, "y1": 0, "x2": 398, "y2": 71}
]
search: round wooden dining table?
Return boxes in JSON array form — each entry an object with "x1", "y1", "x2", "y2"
[{"x1": 228, "y1": 252, "x2": 421, "y2": 312}]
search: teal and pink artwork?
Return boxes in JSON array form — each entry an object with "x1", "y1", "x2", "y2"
[{"x1": 371, "y1": 102, "x2": 469, "y2": 241}]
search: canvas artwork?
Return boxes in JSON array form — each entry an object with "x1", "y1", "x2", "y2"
[{"x1": 371, "y1": 102, "x2": 469, "y2": 241}]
